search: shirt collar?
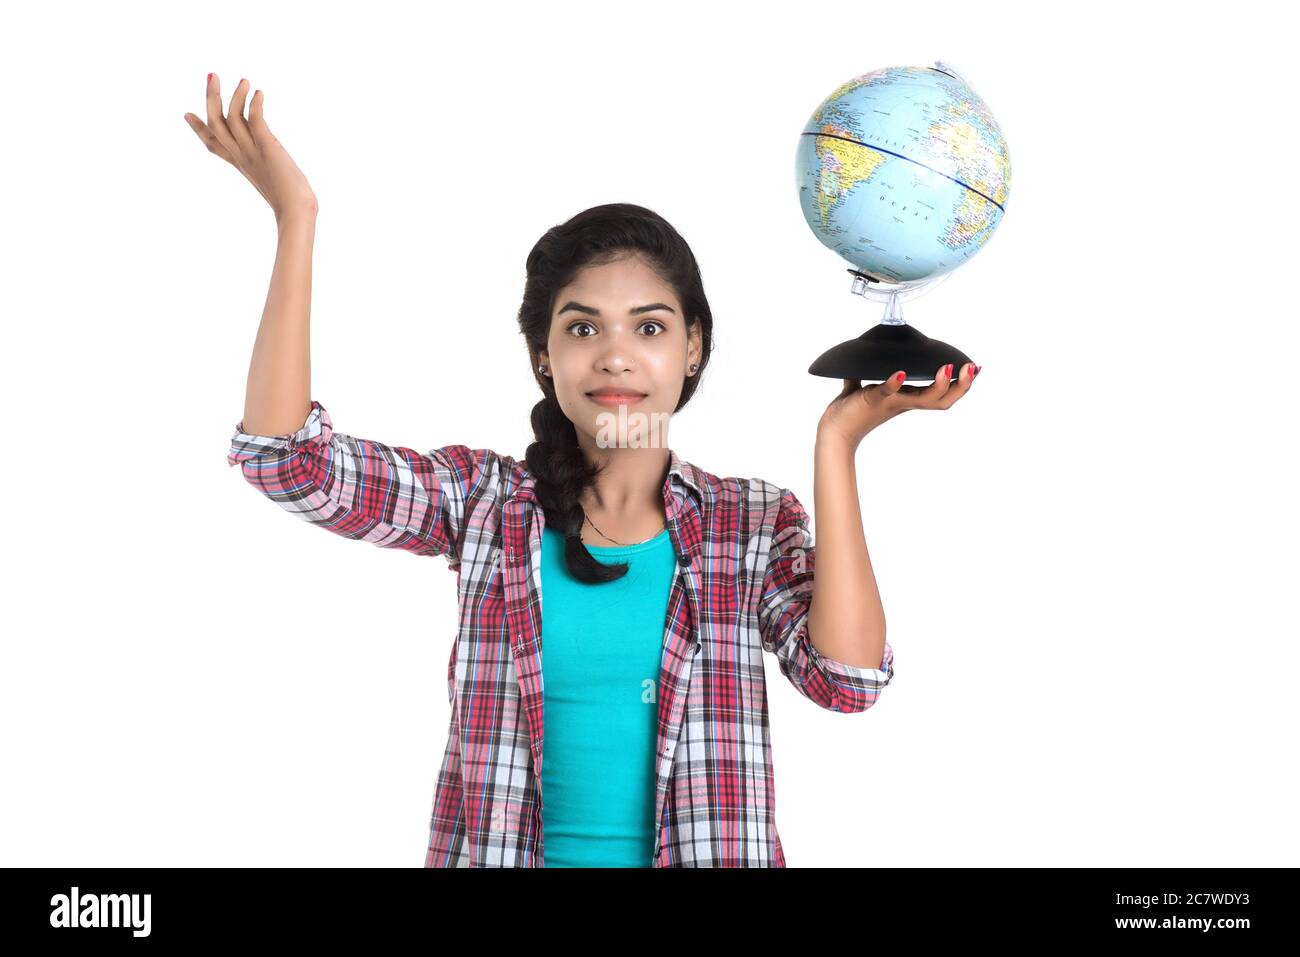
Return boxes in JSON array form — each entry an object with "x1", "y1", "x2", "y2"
[
  {"x1": 666, "y1": 448, "x2": 703, "y2": 501},
  {"x1": 508, "y1": 448, "x2": 702, "y2": 506}
]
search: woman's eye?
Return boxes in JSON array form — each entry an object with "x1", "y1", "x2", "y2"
[{"x1": 568, "y1": 321, "x2": 666, "y2": 337}]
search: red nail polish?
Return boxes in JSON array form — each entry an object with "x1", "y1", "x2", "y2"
[
  {"x1": 895, "y1": 371, "x2": 905, "y2": 383},
  {"x1": 207, "y1": 73, "x2": 213, "y2": 83},
  {"x1": 973, "y1": 364, "x2": 981, "y2": 378},
  {"x1": 944, "y1": 363, "x2": 953, "y2": 379}
]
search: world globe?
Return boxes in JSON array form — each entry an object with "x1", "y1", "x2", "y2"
[{"x1": 795, "y1": 62, "x2": 1011, "y2": 285}]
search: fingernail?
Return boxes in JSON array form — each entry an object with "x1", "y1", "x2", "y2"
[
  {"x1": 973, "y1": 364, "x2": 981, "y2": 378},
  {"x1": 894, "y1": 371, "x2": 905, "y2": 383},
  {"x1": 943, "y1": 363, "x2": 953, "y2": 379},
  {"x1": 207, "y1": 73, "x2": 213, "y2": 84}
]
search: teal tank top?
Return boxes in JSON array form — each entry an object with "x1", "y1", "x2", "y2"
[{"x1": 538, "y1": 523, "x2": 677, "y2": 868}]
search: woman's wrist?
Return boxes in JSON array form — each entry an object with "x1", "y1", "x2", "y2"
[
  {"x1": 815, "y1": 416, "x2": 861, "y2": 458},
  {"x1": 276, "y1": 206, "x2": 318, "y2": 235}
]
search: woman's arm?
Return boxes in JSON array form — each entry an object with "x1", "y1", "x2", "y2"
[
  {"x1": 804, "y1": 360, "x2": 979, "y2": 670},
  {"x1": 241, "y1": 212, "x2": 316, "y2": 435},
  {"x1": 757, "y1": 482, "x2": 894, "y2": 714},
  {"x1": 191, "y1": 76, "x2": 486, "y2": 564},
  {"x1": 227, "y1": 402, "x2": 492, "y2": 566},
  {"x1": 184, "y1": 73, "x2": 321, "y2": 433},
  {"x1": 806, "y1": 427, "x2": 887, "y2": 669}
]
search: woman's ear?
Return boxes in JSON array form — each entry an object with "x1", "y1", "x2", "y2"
[{"x1": 687, "y1": 325, "x2": 702, "y2": 371}]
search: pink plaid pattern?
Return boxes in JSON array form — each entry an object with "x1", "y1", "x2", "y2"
[{"x1": 229, "y1": 400, "x2": 895, "y2": 866}]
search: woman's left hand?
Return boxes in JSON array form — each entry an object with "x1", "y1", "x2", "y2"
[{"x1": 818, "y1": 361, "x2": 980, "y2": 450}]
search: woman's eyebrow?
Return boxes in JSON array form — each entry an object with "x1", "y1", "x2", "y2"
[{"x1": 557, "y1": 301, "x2": 677, "y2": 317}]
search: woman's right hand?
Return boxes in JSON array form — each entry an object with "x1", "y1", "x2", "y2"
[{"x1": 184, "y1": 73, "x2": 319, "y2": 223}]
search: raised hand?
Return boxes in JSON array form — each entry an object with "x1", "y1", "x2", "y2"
[{"x1": 183, "y1": 73, "x2": 319, "y2": 224}]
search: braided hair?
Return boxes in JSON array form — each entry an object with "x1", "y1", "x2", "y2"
[{"x1": 517, "y1": 204, "x2": 714, "y2": 584}]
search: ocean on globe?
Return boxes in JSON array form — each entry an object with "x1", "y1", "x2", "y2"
[{"x1": 795, "y1": 64, "x2": 1011, "y2": 285}]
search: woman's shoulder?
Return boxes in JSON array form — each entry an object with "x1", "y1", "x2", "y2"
[
  {"x1": 425, "y1": 444, "x2": 528, "y2": 503},
  {"x1": 672, "y1": 453, "x2": 796, "y2": 520}
]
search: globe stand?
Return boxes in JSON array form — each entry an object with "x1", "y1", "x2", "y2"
[{"x1": 807, "y1": 269, "x2": 973, "y2": 385}]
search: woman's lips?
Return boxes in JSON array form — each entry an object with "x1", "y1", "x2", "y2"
[{"x1": 586, "y1": 392, "x2": 646, "y2": 406}]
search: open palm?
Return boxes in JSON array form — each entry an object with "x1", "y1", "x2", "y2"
[
  {"x1": 819, "y1": 361, "x2": 981, "y2": 448},
  {"x1": 183, "y1": 73, "x2": 318, "y2": 222}
]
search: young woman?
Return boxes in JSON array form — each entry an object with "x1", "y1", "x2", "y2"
[{"x1": 188, "y1": 75, "x2": 978, "y2": 868}]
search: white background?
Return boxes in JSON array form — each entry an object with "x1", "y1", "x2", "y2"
[{"x1": 2, "y1": 0, "x2": 1295, "y2": 867}]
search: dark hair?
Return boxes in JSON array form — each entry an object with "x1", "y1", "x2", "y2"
[{"x1": 518, "y1": 203, "x2": 714, "y2": 584}]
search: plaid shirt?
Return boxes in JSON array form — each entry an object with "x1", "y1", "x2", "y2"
[{"x1": 228, "y1": 400, "x2": 895, "y2": 867}]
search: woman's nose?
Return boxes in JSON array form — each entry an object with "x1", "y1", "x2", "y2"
[{"x1": 597, "y1": 346, "x2": 636, "y2": 372}]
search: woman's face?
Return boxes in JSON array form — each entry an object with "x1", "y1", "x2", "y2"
[{"x1": 540, "y1": 254, "x2": 702, "y2": 451}]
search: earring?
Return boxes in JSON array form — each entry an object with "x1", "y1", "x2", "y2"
[
  {"x1": 538, "y1": 364, "x2": 548, "y2": 375},
  {"x1": 688, "y1": 363, "x2": 698, "y2": 375}
]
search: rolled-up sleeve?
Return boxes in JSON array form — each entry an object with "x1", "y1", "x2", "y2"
[
  {"x1": 227, "y1": 400, "x2": 488, "y2": 569},
  {"x1": 757, "y1": 486, "x2": 894, "y2": 714}
]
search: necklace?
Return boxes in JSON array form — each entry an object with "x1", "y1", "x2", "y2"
[{"x1": 582, "y1": 508, "x2": 665, "y2": 547}]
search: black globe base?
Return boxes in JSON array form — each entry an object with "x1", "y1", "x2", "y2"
[{"x1": 808, "y1": 321, "x2": 972, "y2": 383}]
